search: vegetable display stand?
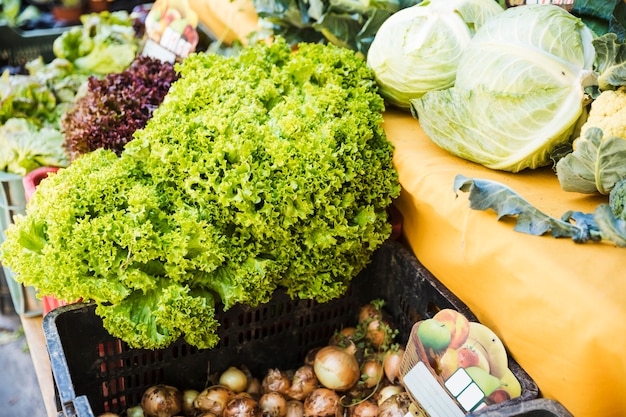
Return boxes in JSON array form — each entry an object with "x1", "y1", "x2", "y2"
[
  {"x1": 0, "y1": 171, "x2": 43, "y2": 316},
  {"x1": 44, "y1": 240, "x2": 539, "y2": 417}
]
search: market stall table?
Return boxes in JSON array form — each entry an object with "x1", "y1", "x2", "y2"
[
  {"x1": 17, "y1": 109, "x2": 625, "y2": 417},
  {"x1": 383, "y1": 109, "x2": 626, "y2": 417}
]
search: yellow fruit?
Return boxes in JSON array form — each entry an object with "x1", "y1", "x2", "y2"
[
  {"x1": 467, "y1": 322, "x2": 508, "y2": 379},
  {"x1": 499, "y1": 368, "x2": 522, "y2": 399}
]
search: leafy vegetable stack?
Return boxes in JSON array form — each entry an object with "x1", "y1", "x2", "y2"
[{"x1": 0, "y1": 39, "x2": 400, "y2": 350}]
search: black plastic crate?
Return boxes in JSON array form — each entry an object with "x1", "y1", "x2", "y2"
[
  {"x1": 0, "y1": 25, "x2": 74, "y2": 68},
  {"x1": 468, "y1": 398, "x2": 573, "y2": 417},
  {"x1": 44, "y1": 240, "x2": 539, "y2": 417}
]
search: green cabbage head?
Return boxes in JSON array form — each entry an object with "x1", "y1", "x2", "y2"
[
  {"x1": 412, "y1": 4, "x2": 597, "y2": 172},
  {"x1": 366, "y1": 0, "x2": 503, "y2": 110}
]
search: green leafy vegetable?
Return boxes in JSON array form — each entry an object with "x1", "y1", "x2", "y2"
[
  {"x1": 411, "y1": 5, "x2": 596, "y2": 173},
  {"x1": 572, "y1": 0, "x2": 626, "y2": 41},
  {"x1": 454, "y1": 174, "x2": 626, "y2": 246},
  {"x1": 52, "y1": 11, "x2": 141, "y2": 75},
  {"x1": 556, "y1": 127, "x2": 626, "y2": 194},
  {"x1": 0, "y1": 118, "x2": 68, "y2": 175},
  {"x1": 593, "y1": 33, "x2": 626, "y2": 91},
  {"x1": 252, "y1": 0, "x2": 420, "y2": 56},
  {"x1": 367, "y1": 0, "x2": 503, "y2": 110},
  {"x1": 0, "y1": 39, "x2": 400, "y2": 350}
]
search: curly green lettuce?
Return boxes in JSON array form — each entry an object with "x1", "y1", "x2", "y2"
[{"x1": 0, "y1": 39, "x2": 400, "y2": 349}]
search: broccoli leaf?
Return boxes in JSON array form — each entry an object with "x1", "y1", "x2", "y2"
[
  {"x1": 556, "y1": 127, "x2": 626, "y2": 195},
  {"x1": 453, "y1": 175, "x2": 591, "y2": 240},
  {"x1": 593, "y1": 33, "x2": 626, "y2": 91},
  {"x1": 455, "y1": 174, "x2": 626, "y2": 246}
]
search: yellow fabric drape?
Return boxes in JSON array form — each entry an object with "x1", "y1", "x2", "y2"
[{"x1": 384, "y1": 109, "x2": 626, "y2": 417}]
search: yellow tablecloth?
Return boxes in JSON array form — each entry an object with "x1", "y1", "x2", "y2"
[{"x1": 383, "y1": 109, "x2": 626, "y2": 417}]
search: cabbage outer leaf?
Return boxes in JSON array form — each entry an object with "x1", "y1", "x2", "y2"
[
  {"x1": 412, "y1": 85, "x2": 583, "y2": 172},
  {"x1": 366, "y1": 0, "x2": 503, "y2": 109},
  {"x1": 413, "y1": 5, "x2": 596, "y2": 172}
]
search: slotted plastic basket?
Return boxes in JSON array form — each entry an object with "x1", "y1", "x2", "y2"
[{"x1": 44, "y1": 240, "x2": 540, "y2": 417}]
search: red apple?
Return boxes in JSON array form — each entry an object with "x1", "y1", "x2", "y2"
[
  {"x1": 486, "y1": 388, "x2": 511, "y2": 405},
  {"x1": 433, "y1": 309, "x2": 470, "y2": 349},
  {"x1": 457, "y1": 347, "x2": 480, "y2": 368}
]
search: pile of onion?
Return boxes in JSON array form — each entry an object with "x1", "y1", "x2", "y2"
[{"x1": 101, "y1": 300, "x2": 407, "y2": 417}]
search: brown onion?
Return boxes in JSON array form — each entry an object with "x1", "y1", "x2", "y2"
[
  {"x1": 194, "y1": 385, "x2": 235, "y2": 415},
  {"x1": 263, "y1": 369, "x2": 292, "y2": 394},
  {"x1": 376, "y1": 386, "x2": 404, "y2": 407},
  {"x1": 224, "y1": 393, "x2": 260, "y2": 417},
  {"x1": 303, "y1": 388, "x2": 341, "y2": 417},
  {"x1": 383, "y1": 348, "x2": 404, "y2": 384},
  {"x1": 358, "y1": 304, "x2": 382, "y2": 324},
  {"x1": 361, "y1": 357, "x2": 384, "y2": 389},
  {"x1": 305, "y1": 347, "x2": 321, "y2": 367},
  {"x1": 313, "y1": 346, "x2": 360, "y2": 391},
  {"x1": 377, "y1": 392, "x2": 411, "y2": 417},
  {"x1": 220, "y1": 367, "x2": 250, "y2": 393},
  {"x1": 247, "y1": 377, "x2": 263, "y2": 399},
  {"x1": 141, "y1": 384, "x2": 183, "y2": 417},
  {"x1": 259, "y1": 392, "x2": 288, "y2": 417},
  {"x1": 285, "y1": 365, "x2": 318, "y2": 401},
  {"x1": 181, "y1": 389, "x2": 199, "y2": 416},
  {"x1": 126, "y1": 405, "x2": 144, "y2": 417},
  {"x1": 286, "y1": 400, "x2": 304, "y2": 417},
  {"x1": 349, "y1": 399, "x2": 378, "y2": 417}
]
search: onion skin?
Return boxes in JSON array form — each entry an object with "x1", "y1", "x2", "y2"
[
  {"x1": 182, "y1": 389, "x2": 199, "y2": 416},
  {"x1": 313, "y1": 346, "x2": 360, "y2": 391},
  {"x1": 286, "y1": 400, "x2": 305, "y2": 417},
  {"x1": 361, "y1": 358, "x2": 384, "y2": 389},
  {"x1": 220, "y1": 367, "x2": 250, "y2": 393},
  {"x1": 259, "y1": 391, "x2": 288, "y2": 417},
  {"x1": 285, "y1": 365, "x2": 318, "y2": 401},
  {"x1": 376, "y1": 386, "x2": 404, "y2": 407},
  {"x1": 377, "y1": 392, "x2": 411, "y2": 417},
  {"x1": 383, "y1": 349, "x2": 404, "y2": 384},
  {"x1": 303, "y1": 388, "x2": 341, "y2": 417},
  {"x1": 247, "y1": 377, "x2": 263, "y2": 399},
  {"x1": 349, "y1": 399, "x2": 378, "y2": 417},
  {"x1": 305, "y1": 347, "x2": 322, "y2": 367},
  {"x1": 263, "y1": 369, "x2": 292, "y2": 394},
  {"x1": 358, "y1": 304, "x2": 382, "y2": 324},
  {"x1": 194, "y1": 385, "x2": 235, "y2": 415},
  {"x1": 141, "y1": 385, "x2": 183, "y2": 417},
  {"x1": 223, "y1": 393, "x2": 260, "y2": 417}
]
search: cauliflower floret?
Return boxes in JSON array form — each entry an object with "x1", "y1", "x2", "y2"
[{"x1": 578, "y1": 86, "x2": 626, "y2": 143}]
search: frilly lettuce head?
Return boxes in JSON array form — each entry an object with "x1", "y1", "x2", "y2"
[
  {"x1": 367, "y1": 0, "x2": 503, "y2": 110},
  {"x1": 0, "y1": 39, "x2": 400, "y2": 350},
  {"x1": 412, "y1": 4, "x2": 597, "y2": 173}
]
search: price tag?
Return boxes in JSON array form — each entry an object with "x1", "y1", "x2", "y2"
[
  {"x1": 505, "y1": 0, "x2": 575, "y2": 12},
  {"x1": 142, "y1": 0, "x2": 200, "y2": 62}
]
